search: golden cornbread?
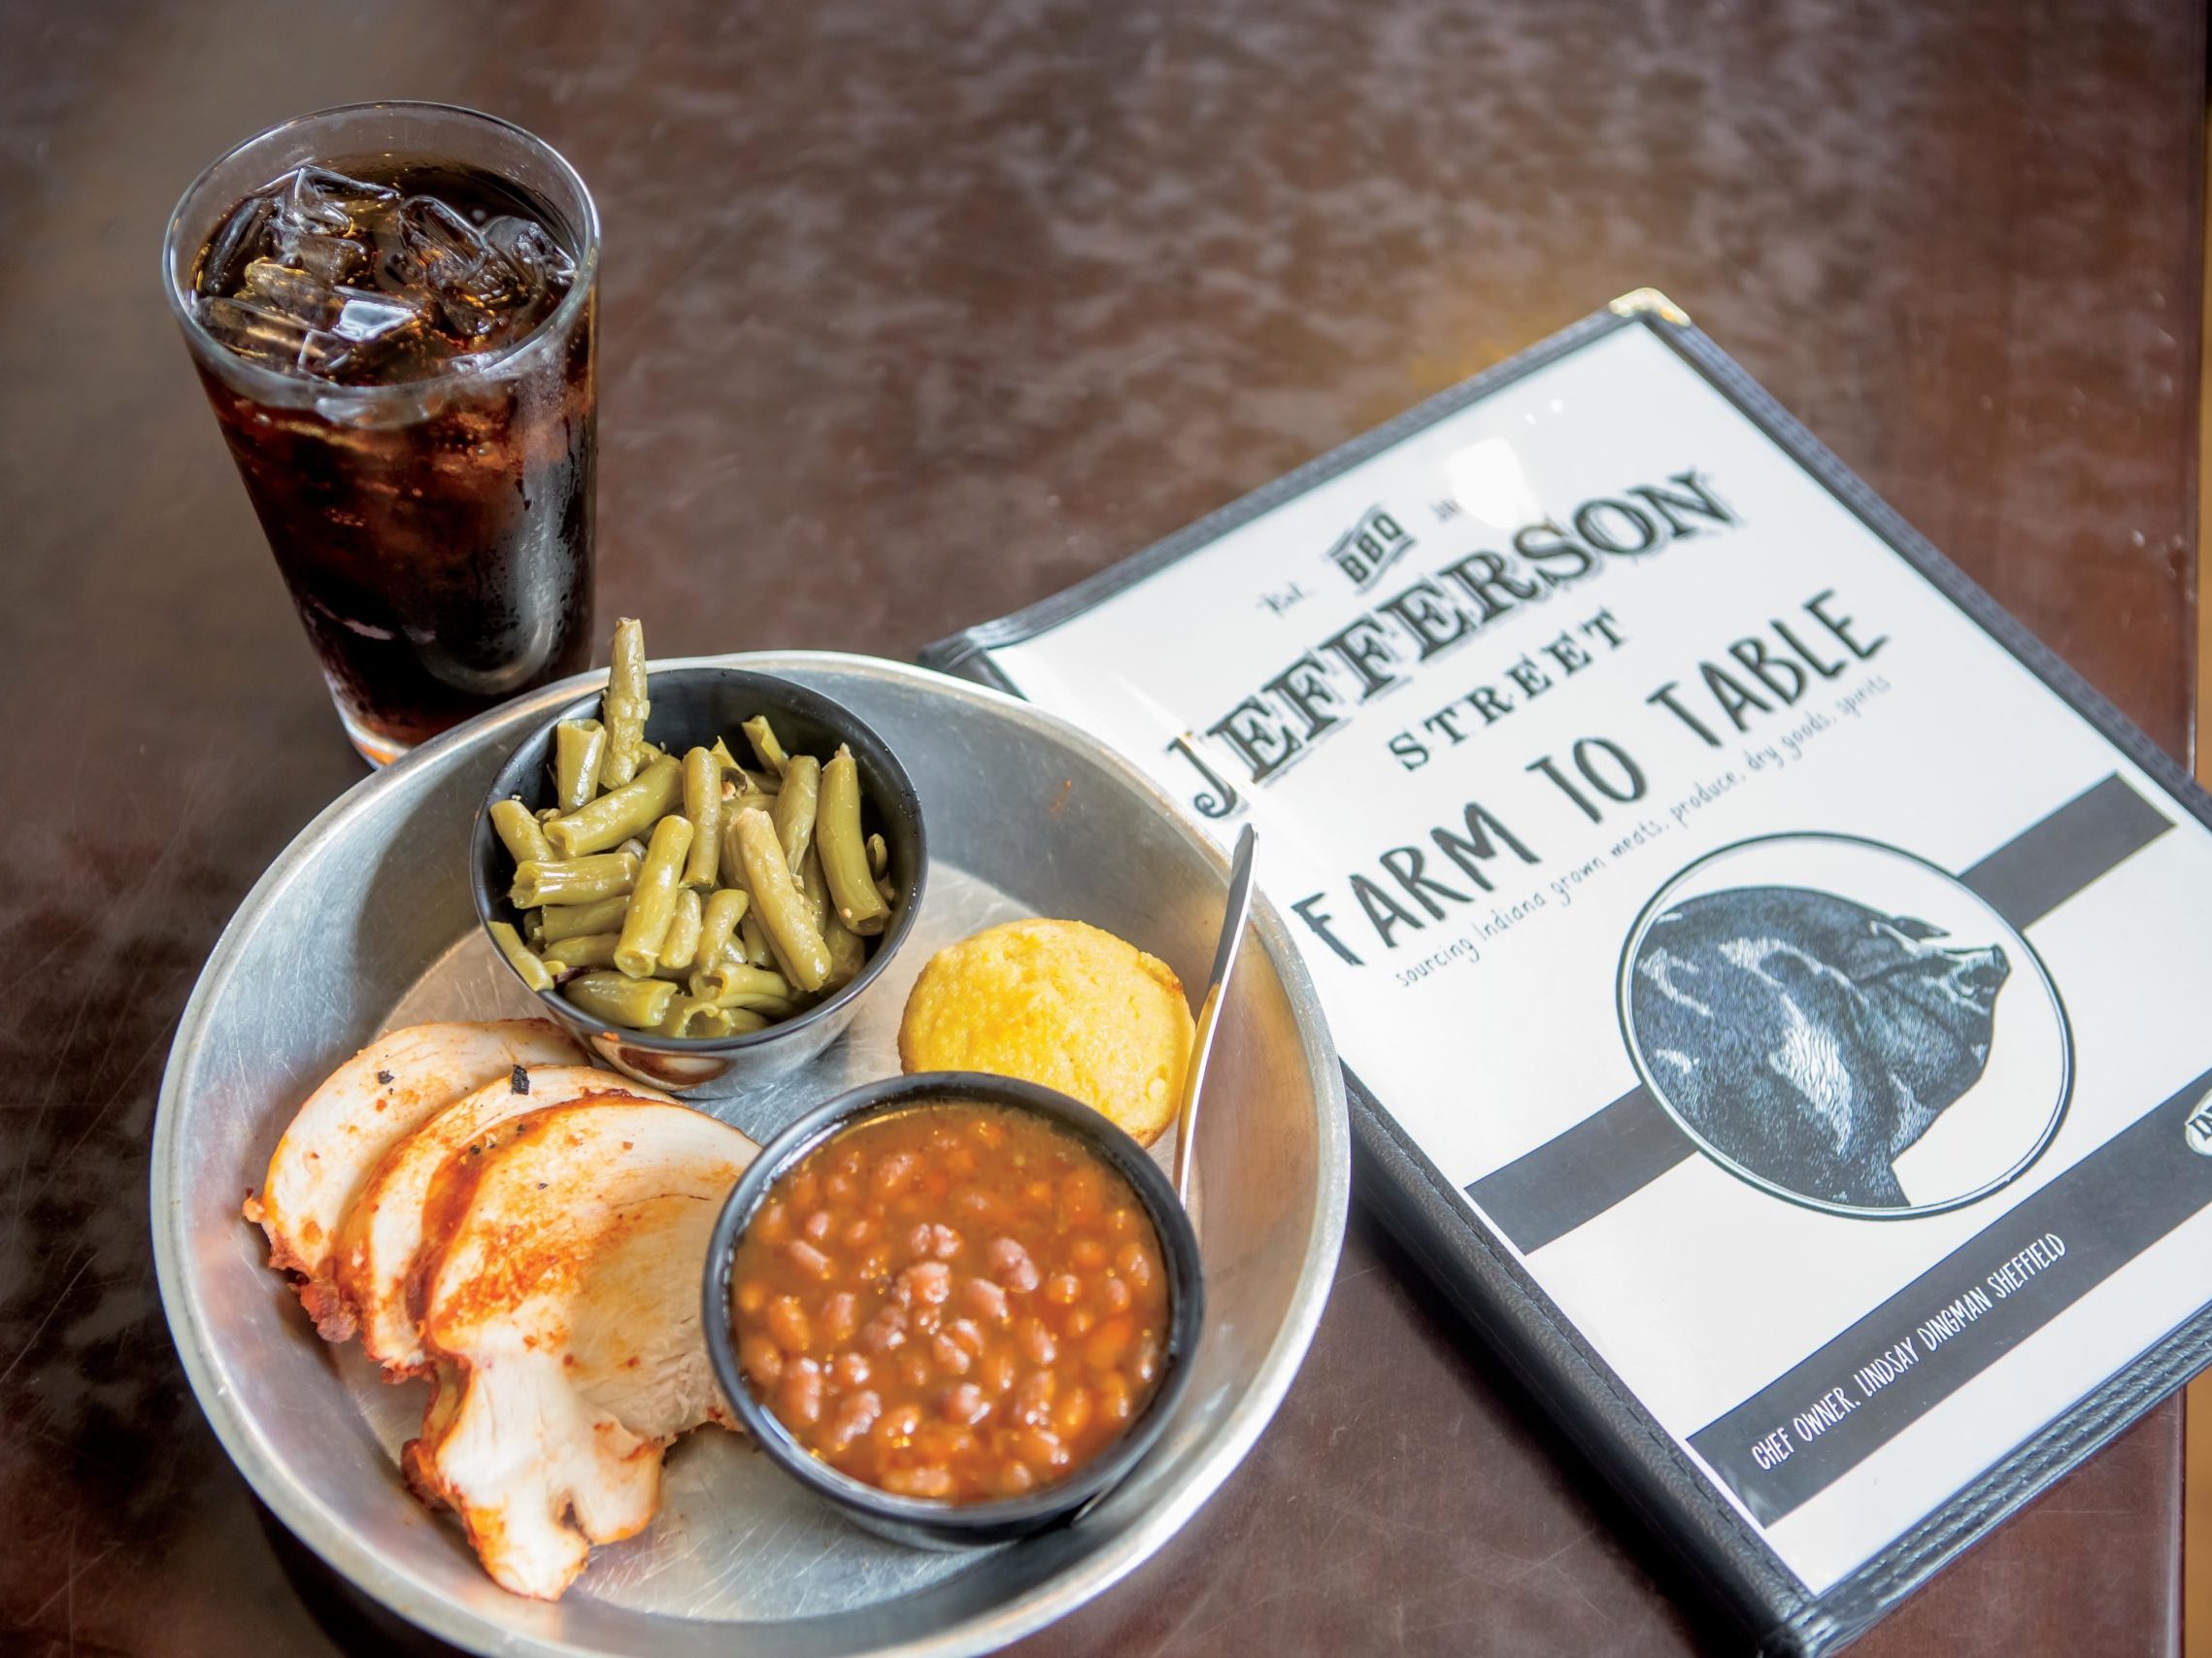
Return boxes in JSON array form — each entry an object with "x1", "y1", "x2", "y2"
[{"x1": 897, "y1": 918, "x2": 1196, "y2": 1146}]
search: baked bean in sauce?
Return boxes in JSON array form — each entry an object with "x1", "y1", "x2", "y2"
[{"x1": 729, "y1": 1101, "x2": 1171, "y2": 1502}]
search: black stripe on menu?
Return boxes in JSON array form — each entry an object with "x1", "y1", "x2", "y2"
[
  {"x1": 1958, "y1": 772, "x2": 2171, "y2": 928},
  {"x1": 1689, "y1": 1066, "x2": 2212, "y2": 1524},
  {"x1": 1461, "y1": 1087, "x2": 1693, "y2": 1255},
  {"x1": 1463, "y1": 775, "x2": 2170, "y2": 1254}
]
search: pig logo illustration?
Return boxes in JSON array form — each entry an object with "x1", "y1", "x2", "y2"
[{"x1": 1628, "y1": 886, "x2": 2010, "y2": 1207}]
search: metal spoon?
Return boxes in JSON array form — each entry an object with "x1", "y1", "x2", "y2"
[{"x1": 1173, "y1": 823, "x2": 1257, "y2": 1206}]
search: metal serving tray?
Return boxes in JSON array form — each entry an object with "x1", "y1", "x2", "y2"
[{"x1": 151, "y1": 653, "x2": 1349, "y2": 1657}]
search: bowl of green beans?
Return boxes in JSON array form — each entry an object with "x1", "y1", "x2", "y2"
[{"x1": 471, "y1": 643, "x2": 928, "y2": 1097}]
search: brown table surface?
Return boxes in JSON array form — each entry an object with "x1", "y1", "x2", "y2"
[{"x1": 0, "y1": 1, "x2": 2199, "y2": 1652}]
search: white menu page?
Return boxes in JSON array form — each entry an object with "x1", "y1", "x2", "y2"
[{"x1": 965, "y1": 319, "x2": 2212, "y2": 1592}]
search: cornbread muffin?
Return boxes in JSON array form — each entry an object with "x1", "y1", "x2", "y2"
[{"x1": 897, "y1": 919, "x2": 1196, "y2": 1146}]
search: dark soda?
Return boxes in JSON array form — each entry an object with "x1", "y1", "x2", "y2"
[{"x1": 187, "y1": 158, "x2": 594, "y2": 758}]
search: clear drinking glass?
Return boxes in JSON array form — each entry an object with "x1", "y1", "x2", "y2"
[{"x1": 162, "y1": 103, "x2": 600, "y2": 764}]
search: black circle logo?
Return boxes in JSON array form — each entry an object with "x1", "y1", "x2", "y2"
[{"x1": 1618, "y1": 833, "x2": 2071, "y2": 1218}]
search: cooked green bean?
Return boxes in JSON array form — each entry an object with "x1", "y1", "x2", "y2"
[
  {"x1": 562, "y1": 969, "x2": 676, "y2": 1029},
  {"x1": 682, "y1": 747, "x2": 721, "y2": 890},
  {"x1": 731, "y1": 807, "x2": 830, "y2": 992},
  {"x1": 685, "y1": 954, "x2": 796, "y2": 1015},
  {"x1": 523, "y1": 910, "x2": 546, "y2": 949},
  {"x1": 754, "y1": 924, "x2": 800, "y2": 988},
  {"x1": 738, "y1": 910, "x2": 776, "y2": 967},
  {"x1": 598, "y1": 618, "x2": 651, "y2": 788},
  {"x1": 877, "y1": 875, "x2": 899, "y2": 908},
  {"x1": 742, "y1": 715, "x2": 789, "y2": 778},
  {"x1": 488, "y1": 921, "x2": 554, "y2": 992},
  {"x1": 721, "y1": 993, "x2": 800, "y2": 1019},
  {"x1": 689, "y1": 959, "x2": 792, "y2": 1005},
  {"x1": 710, "y1": 737, "x2": 781, "y2": 794},
  {"x1": 511, "y1": 852, "x2": 639, "y2": 908},
  {"x1": 489, "y1": 797, "x2": 553, "y2": 865},
  {"x1": 658, "y1": 887, "x2": 704, "y2": 971},
  {"x1": 796, "y1": 842, "x2": 827, "y2": 929},
  {"x1": 553, "y1": 719, "x2": 607, "y2": 814},
  {"x1": 537, "y1": 893, "x2": 630, "y2": 942},
  {"x1": 795, "y1": 846, "x2": 864, "y2": 992},
  {"x1": 654, "y1": 996, "x2": 720, "y2": 1037},
  {"x1": 772, "y1": 755, "x2": 821, "y2": 869},
  {"x1": 698, "y1": 982, "x2": 778, "y2": 1009},
  {"x1": 696, "y1": 888, "x2": 750, "y2": 969},
  {"x1": 535, "y1": 805, "x2": 562, "y2": 823},
  {"x1": 653, "y1": 998, "x2": 705, "y2": 1036},
  {"x1": 823, "y1": 900, "x2": 866, "y2": 992},
  {"x1": 614, "y1": 816, "x2": 693, "y2": 977},
  {"x1": 818, "y1": 745, "x2": 889, "y2": 936},
  {"x1": 867, "y1": 831, "x2": 888, "y2": 879},
  {"x1": 655, "y1": 997, "x2": 767, "y2": 1037},
  {"x1": 545, "y1": 755, "x2": 682, "y2": 858},
  {"x1": 721, "y1": 812, "x2": 750, "y2": 889},
  {"x1": 544, "y1": 932, "x2": 621, "y2": 969}
]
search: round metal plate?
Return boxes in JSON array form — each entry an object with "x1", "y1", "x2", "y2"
[{"x1": 151, "y1": 653, "x2": 1349, "y2": 1657}]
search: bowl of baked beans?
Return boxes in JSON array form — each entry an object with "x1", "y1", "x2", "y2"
[{"x1": 702, "y1": 1070, "x2": 1204, "y2": 1546}]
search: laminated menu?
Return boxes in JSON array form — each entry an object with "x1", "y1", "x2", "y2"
[{"x1": 924, "y1": 294, "x2": 2212, "y2": 1653}]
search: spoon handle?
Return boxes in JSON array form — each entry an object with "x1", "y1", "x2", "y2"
[{"x1": 1174, "y1": 824, "x2": 1257, "y2": 1207}]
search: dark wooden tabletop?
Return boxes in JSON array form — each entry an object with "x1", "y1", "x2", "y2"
[{"x1": 0, "y1": 1, "x2": 2199, "y2": 1652}]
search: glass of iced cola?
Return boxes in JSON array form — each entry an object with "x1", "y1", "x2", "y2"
[{"x1": 162, "y1": 103, "x2": 599, "y2": 764}]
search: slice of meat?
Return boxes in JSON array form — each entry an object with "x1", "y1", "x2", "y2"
[
  {"x1": 335, "y1": 1065, "x2": 673, "y2": 1377},
  {"x1": 244, "y1": 1020, "x2": 583, "y2": 1341},
  {"x1": 402, "y1": 1100, "x2": 758, "y2": 1601}
]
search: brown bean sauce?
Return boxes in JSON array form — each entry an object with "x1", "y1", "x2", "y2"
[{"x1": 730, "y1": 1102, "x2": 1169, "y2": 1502}]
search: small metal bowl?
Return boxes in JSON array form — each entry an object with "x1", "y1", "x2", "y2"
[
  {"x1": 701, "y1": 1071, "x2": 1206, "y2": 1549},
  {"x1": 472, "y1": 665, "x2": 927, "y2": 1098}
]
